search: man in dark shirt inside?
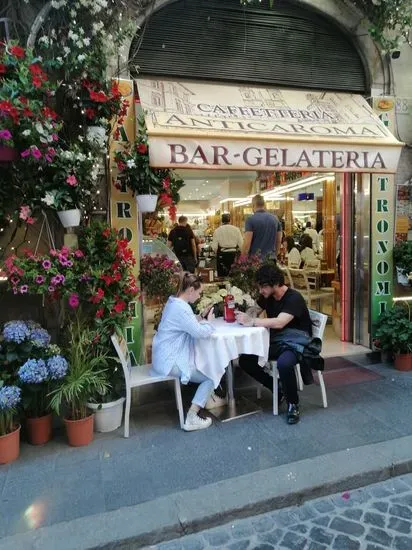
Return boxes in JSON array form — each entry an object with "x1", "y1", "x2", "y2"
[
  {"x1": 236, "y1": 264, "x2": 312, "y2": 425},
  {"x1": 167, "y1": 216, "x2": 197, "y2": 273}
]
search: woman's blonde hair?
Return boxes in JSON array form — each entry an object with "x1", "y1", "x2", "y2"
[{"x1": 177, "y1": 272, "x2": 203, "y2": 294}]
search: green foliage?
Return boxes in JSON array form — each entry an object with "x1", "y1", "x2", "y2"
[
  {"x1": 374, "y1": 304, "x2": 412, "y2": 353},
  {"x1": 49, "y1": 317, "x2": 110, "y2": 420},
  {"x1": 393, "y1": 240, "x2": 412, "y2": 274}
]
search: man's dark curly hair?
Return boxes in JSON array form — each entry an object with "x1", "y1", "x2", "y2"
[{"x1": 256, "y1": 264, "x2": 285, "y2": 287}]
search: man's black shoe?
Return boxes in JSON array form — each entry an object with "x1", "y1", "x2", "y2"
[{"x1": 287, "y1": 403, "x2": 300, "y2": 425}]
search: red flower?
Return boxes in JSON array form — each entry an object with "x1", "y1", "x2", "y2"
[
  {"x1": 100, "y1": 274, "x2": 114, "y2": 285},
  {"x1": 162, "y1": 177, "x2": 171, "y2": 190},
  {"x1": 95, "y1": 308, "x2": 104, "y2": 318},
  {"x1": 9, "y1": 45, "x2": 25, "y2": 59},
  {"x1": 113, "y1": 300, "x2": 126, "y2": 313},
  {"x1": 0, "y1": 64, "x2": 6, "y2": 74},
  {"x1": 136, "y1": 143, "x2": 148, "y2": 154},
  {"x1": 85, "y1": 107, "x2": 96, "y2": 120},
  {"x1": 90, "y1": 288, "x2": 105, "y2": 304},
  {"x1": 116, "y1": 161, "x2": 126, "y2": 171},
  {"x1": 102, "y1": 227, "x2": 111, "y2": 238},
  {"x1": 42, "y1": 106, "x2": 58, "y2": 120},
  {"x1": 23, "y1": 107, "x2": 33, "y2": 117},
  {"x1": 113, "y1": 272, "x2": 122, "y2": 282},
  {"x1": 90, "y1": 90, "x2": 109, "y2": 103},
  {"x1": 32, "y1": 76, "x2": 42, "y2": 88}
]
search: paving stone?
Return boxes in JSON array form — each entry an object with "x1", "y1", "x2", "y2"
[
  {"x1": 369, "y1": 485, "x2": 395, "y2": 498},
  {"x1": 293, "y1": 505, "x2": 317, "y2": 522},
  {"x1": 250, "y1": 545, "x2": 274, "y2": 550},
  {"x1": 230, "y1": 521, "x2": 254, "y2": 539},
  {"x1": 202, "y1": 529, "x2": 231, "y2": 547},
  {"x1": 329, "y1": 517, "x2": 365, "y2": 537},
  {"x1": 252, "y1": 515, "x2": 275, "y2": 533},
  {"x1": 388, "y1": 517, "x2": 411, "y2": 535},
  {"x1": 158, "y1": 541, "x2": 183, "y2": 550},
  {"x1": 371, "y1": 501, "x2": 389, "y2": 513},
  {"x1": 257, "y1": 529, "x2": 283, "y2": 545},
  {"x1": 366, "y1": 527, "x2": 393, "y2": 548},
  {"x1": 365, "y1": 545, "x2": 387, "y2": 550},
  {"x1": 389, "y1": 504, "x2": 412, "y2": 520},
  {"x1": 393, "y1": 535, "x2": 412, "y2": 550},
  {"x1": 312, "y1": 516, "x2": 331, "y2": 527},
  {"x1": 181, "y1": 536, "x2": 205, "y2": 550},
  {"x1": 308, "y1": 526, "x2": 334, "y2": 545},
  {"x1": 308, "y1": 542, "x2": 327, "y2": 550},
  {"x1": 312, "y1": 499, "x2": 335, "y2": 514},
  {"x1": 228, "y1": 540, "x2": 249, "y2": 550},
  {"x1": 363, "y1": 512, "x2": 386, "y2": 528},
  {"x1": 343, "y1": 509, "x2": 363, "y2": 521},
  {"x1": 289, "y1": 523, "x2": 308, "y2": 534},
  {"x1": 280, "y1": 531, "x2": 307, "y2": 550},
  {"x1": 332, "y1": 534, "x2": 361, "y2": 550},
  {"x1": 393, "y1": 494, "x2": 412, "y2": 507}
]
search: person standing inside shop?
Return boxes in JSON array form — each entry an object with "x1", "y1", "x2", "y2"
[
  {"x1": 304, "y1": 221, "x2": 320, "y2": 254},
  {"x1": 212, "y1": 213, "x2": 243, "y2": 277},
  {"x1": 235, "y1": 264, "x2": 322, "y2": 425},
  {"x1": 167, "y1": 216, "x2": 197, "y2": 273},
  {"x1": 242, "y1": 195, "x2": 283, "y2": 259}
]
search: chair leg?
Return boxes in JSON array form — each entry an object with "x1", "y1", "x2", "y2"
[
  {"x1": 272, "y1": 362, "x2": 279, "y2": 416},
  {"x1": 295, "y1": 365, "x2": 304, "y2": 391},
  {"x1": 318, "y1": 371, "x2": 328, "y2": 408},
  {"x1": 174, "y1": 378, "x2": 185, "y2": 429},
  {"x1": 124, "y1": 387, "x2": 131, "y2": 438},
  {"x1": 256, "y1": 385, "x2": 262, "y2": 400}
]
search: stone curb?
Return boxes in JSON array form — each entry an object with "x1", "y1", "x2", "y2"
[{"x1": 2, "y1": 435, "x2": 412, "y2": 550}]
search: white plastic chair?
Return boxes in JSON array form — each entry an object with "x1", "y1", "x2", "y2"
[
  {"x1": 257, "y1": 310, "x2": 328, "y2": 415},
  {"x1": 111, "y1": 333, "x2": 184, "y2": 437}
]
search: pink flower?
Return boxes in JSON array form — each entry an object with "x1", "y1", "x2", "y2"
[
  {"x1": 66, "y1": 175, "x2": 77, "y2": 186},
  {"x1": 74, "y1": 250, "x2": 84, "y2": 258},
  {"x1": 47, "y1": 285, "x2": 55, "y2": 292},
  {"x1": 31, "y1": 147, "x2": 42, "y2": 159},
  {"x1": 45, "y1": 155, "x2": 53, "y2": 163},
  {"x1": 26, "y1": 217, "x2": 36, "y2": 225},
  {"x1": 68, "y1": 293, "x2": 80, "y2": 309},
  {"x1": 49, "y1": 249, "x2": 58, "y2": 256},
  {"x1": 21, "y1": 149, "x2": 31, "y2": 158},
  {"x1": 19, "y1": 285, "x2": 28, "y2": 294},
  {"x1": 0, "y1": 129, "x2": 12, "y2": 140},
  {"x1": 61, "y1": 246, "x2": 70, "y2": 256},
  {"x1": 19, "y1": 205, "x2": 31, "y2": 221},
  {"x1": 42, "y1": 260, "x2": 52, "y2": 270},
  {"x1": 52, "y1": 134, "x2": 58, "y2": 141},
  {"x1": 35, "y1": 275, "x2": 45, "y2": 284}
]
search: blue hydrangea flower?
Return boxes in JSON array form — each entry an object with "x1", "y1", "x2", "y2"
[
  {"x1": 47, "y1": 355, "x2": 69, "y2": 380},
  {"x1": 0, "y1": 385, "x2": 21, "y2": 410},
  {"x1": 30, "y1": 327, "x2": 51, "y2": 348},
  {"x1": 3, "y1": 321, "x2": 30, "y2": 343},
  {"x1": 18, "y1": 359, "x2": 48, "y2": 384}
]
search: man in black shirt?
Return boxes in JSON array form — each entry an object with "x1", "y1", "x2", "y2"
[
  {"x1": 167, "y1": 216, "x2": 197, "y2": 273},
  {"x1": 236, "y1": 264, "x2": 312, "y2": 424}
]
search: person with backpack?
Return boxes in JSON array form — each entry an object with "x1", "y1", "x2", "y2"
[{"x1": 167, "y1": 216, "x2": 197, "y2": 273}]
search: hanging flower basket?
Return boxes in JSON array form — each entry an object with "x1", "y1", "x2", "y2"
[
  {"x1": 0, "y1": 145, "x2": 18, "y2": 163},
  {"x1": 0, "y1": 425, "x2": 20, "y2": 464},
  {"x1": 57, "y1": 208, "x2": 81, "y2": 228},
  {"x1": 136, "y1": 194, "x2": 158, "y2": 213},
  {"x1": 396, "y1": 266, "x2": 410, "y2": 286}
]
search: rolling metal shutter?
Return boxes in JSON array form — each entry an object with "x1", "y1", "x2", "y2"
[{"x1": 131, "y1": 0, "x2": 367, "y2": 93}]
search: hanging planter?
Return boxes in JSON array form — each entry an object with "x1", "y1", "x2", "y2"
[
  {"x1": 136, "y1": 194, "x2": 158, "y2": 213},
  {"x1": 86, "y1": 125, "x2": 107, "y2": 150},
  {"x1": 87, "y1": 398, "x2": 125, "y2": 433},
  {"x1": 26, "y1": 414, "x2": 53, "y2": 446},
  {"x1": 57, "y1": 208, "x2": 81, "y2": 228},
  {"x1": 0, "y1": 425, "x2": 20, "y2": 464},
  {"x1": 64, "y1": 414, "x2": 94, "y2": 446},
  {"x1": 0, "y1": 144, "x2": 18, "y2": 163},
  {"x1": 396, "y1": 266, "x2": 410, "y2": 287}
]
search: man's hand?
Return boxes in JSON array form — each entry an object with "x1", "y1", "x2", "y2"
[{"x1": 235, "y1": 311, "x2": 253, "y2": 326}]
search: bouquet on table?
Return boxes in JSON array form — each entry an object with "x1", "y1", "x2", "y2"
[{"x1": 196, "y1": 286, "x2": 255, "y2": 318}]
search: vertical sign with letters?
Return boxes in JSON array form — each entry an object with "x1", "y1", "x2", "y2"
[{"x1": 110, "y1": 79, "x2": 143, "y2": 364}]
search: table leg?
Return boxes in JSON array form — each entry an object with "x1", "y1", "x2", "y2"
[{"x1": 226, "y1": 360, "x2": 235, "y2": 405}]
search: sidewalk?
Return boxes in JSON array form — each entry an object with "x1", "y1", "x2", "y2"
[{"x1": 1, "y1": 354, "x2": 412, "y2": 549}]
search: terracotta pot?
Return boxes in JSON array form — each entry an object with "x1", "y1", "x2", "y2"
[
  {"x1": 64, "y1": 414, "x2": 94, "y2": 447},
  {"x1": 26, "y1": 414, "x2": 53, "y2": 445},
  {"x1": 394, "y1": 353, "x2": 412, "y2": 371},
  {"x1": 0, "y1": 145, "x2": 18, "y2": 162},
  {"x1": 0, "y1": 425, "x2": 20, "y2": 464}
]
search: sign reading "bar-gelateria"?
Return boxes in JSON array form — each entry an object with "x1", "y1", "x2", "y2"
[
  {"x1": 136, "y1": 78, "x2": 403, "y2": 173},
  {"x1": 148, "y1": 136, "x2": 401, "y2": 173}
]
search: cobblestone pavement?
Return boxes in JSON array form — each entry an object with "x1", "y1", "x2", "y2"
[{"x1": 146, "y1": 474, "x2": 412, "y2": 550}]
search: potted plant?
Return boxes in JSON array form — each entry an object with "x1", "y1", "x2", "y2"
[
  {"x1": 374, "y1": 304, "x2": 412, "y2": 371},
  {"x1": 18, "y1": 351, "x2": 68, "y2": 445},
  {"x1": 87, "y1": 357, "x2": 125, "y2": 433},
  {"x1": 393, "y1": 240, "x2": 412, "y2": 286},
  {"x1": 139, "y1": 254, "x2": 180, "y2": 306},
  {"x1": 49, "y1": 319, "x2": 110, "y2": 446},
  {"x1": 0, "y1": 383, "x2": 21, "y2": 464},
  {"x1": 41, "y1": 143, "x2": 101, "y2": 227}
]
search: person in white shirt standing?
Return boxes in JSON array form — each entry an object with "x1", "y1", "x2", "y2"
[
  {"x1": 212, "y1": 213, "x2": 243, "y2": 277},
  {"x1": 304, "y1": 221, "x2": 320, "y2": 254}
]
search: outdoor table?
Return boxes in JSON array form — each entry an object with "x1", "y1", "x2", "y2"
[{"x1": 194, "y1": 318, "x2": 269, "y2": 421}]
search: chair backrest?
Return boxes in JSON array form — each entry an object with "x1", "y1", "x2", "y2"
[
  {"x1": 111, "y1": 332, "x2": 132, "y2": 381},
  {"x1": 283, "y1": 267, "x2": 295, "y2": 289},
  {"x1": 288, "y1": 268, "x2": 309, "y2": 292},
  {"x1": 309, "y1": 309, "x2": 327, "y2": 340}
]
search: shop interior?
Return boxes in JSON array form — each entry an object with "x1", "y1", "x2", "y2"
[{"x1": 143, "y1": 170, "x2": 369, "y2": 356}]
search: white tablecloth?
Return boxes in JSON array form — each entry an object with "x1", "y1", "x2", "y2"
[{"x1": 194, "y1": 318, "x2": 269, "y2": 387}]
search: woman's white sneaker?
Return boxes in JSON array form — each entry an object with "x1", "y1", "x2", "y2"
[
  {"x1": 205, "y1": 392, "x2": 228, "y2": 410},
  {"x1": 183, "y1": 411, "x2": 212, "y2": 431}
]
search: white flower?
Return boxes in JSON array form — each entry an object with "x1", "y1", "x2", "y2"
[
  {"x1": 77, "y1": 54, "x2": 86, "y2": 62},
  {"x1": 22, "y1": 129, "x2": 31, "y2": 137},
  {"x1": 68, "y1": 30, "x2": 79, "y2": 42},
  {"x1": 219, "y1": 289, "x2": 227, "y2": 297},
  {"x1": 56, "y1": 57, "x2": 63, "y2": 64},
  {"x1": 63, "y1": 46, "x2": 70, "y2": 57},
  {"x1": 51, "y1": 0, "x2": 66, "y2": 8},
  {"x1": 126, "y1": 159, "x2": 136, "y2": 168},
  {"x1": 42, "y1": 192, "x2": 56, "y2": 206},
  {"x1": 83, "y1": 37, "x2": 91, "y2": 46},
  {"x1": 35, "y1": 122, "x2": 45, "y2": 135},
  {"x1": 38, "y1": 36, "x2": 50, "y2": 45}
]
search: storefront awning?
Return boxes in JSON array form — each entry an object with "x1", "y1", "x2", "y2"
[{"x1": 136, "y1": 78, "x2": 403, "y2": 173}]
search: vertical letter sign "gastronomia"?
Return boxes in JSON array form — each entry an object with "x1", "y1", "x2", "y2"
[{"x1": 371, "y1": 174, "x2": 394, "y2": 335}]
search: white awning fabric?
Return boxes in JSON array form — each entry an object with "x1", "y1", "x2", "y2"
[{"x1": 136, "y1": 78, "x2": 403, "y2": 173}]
